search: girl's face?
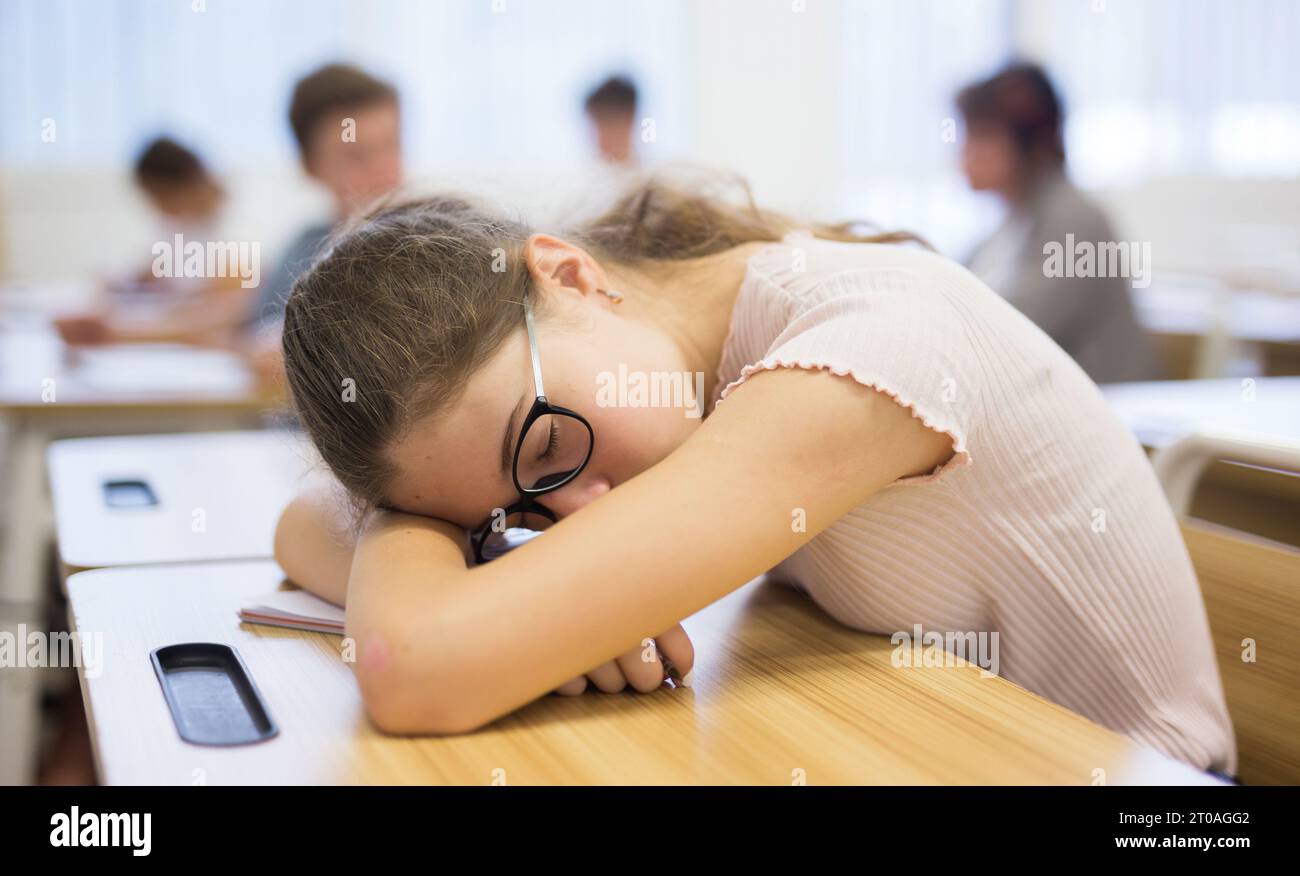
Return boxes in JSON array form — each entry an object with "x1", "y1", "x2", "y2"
[{"x1": 383, "y1": 288, "x2": 704, "y2": 531}]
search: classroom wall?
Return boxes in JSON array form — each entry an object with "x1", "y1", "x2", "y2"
[
  {"x1": 1095, "y1": 178, "x2": 1300, "y2": 285},
  {"x1": 0, "y1": 167, "x2": 330, "y2": 289},
  {"x1": 684, "y1": 0, "x2": 843, "y2": 217},
  {"x1": 9, "y1": 167, "x2": 1299, "y2": 292},
  {"x1": 1, "y1": 0, "x2": 848, "y2": 287},
  {"x1": 2, "y1": 0, "x2": 1298, "y2": 289}
]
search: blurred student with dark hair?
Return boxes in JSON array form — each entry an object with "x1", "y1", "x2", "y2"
[
  {"x1": 584, "y1": 74, "x2": 639, "y2": 167},
  {"x1": 247, "y1": 62, "x2": 404, "y2": 330},
  {"x1": 958, "y1": 62, "x2": 1161, "y2": 383},
  {"x1": 134, "y1": 136, "x2": 225, "y2": 229},
  {"x1": 54, "y1": 136, "x2": 255, "y2": 346},
  {"x1": 238, "y1": 62, "x2": 404, "y2": 387}
]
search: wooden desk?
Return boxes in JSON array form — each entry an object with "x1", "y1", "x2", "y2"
[
  {"x1": 67, "y1": 561, "x2": 1224, "y2": 785},
  {"x1": 1136, "y1": 282, "x2": 1300, "y2": 346},
  {"x1": 48, "y1": 430, "x2": 318, "y2": 573},
  {"x1": 0, "y1": 325, "x2": 277, "y2": 604},
  {"x1": 0, "y1": 321, "x2": 277, "y2": 785},
  {"x1": 0, "y1": 324, "x2": 272, "y2": 413},
  {"x1": 1135, "y1": 280, "x2": 1300, "y2": 378},
  {"x1": 1102, "y1": 376, "x2": 1300, "y2": 450},
  {"x1": 1103, "y1": 378, "x2": 1300, "y2": 545}
]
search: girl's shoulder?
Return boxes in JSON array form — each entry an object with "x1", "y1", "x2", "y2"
[
  {"x1": 714, "y1": 229, "x2": 982, "y2": 481},
  {"x1": 719, "y1": 228, "x2": 1044, "y2": 414},
  {"x1": 742, "y1": 229, "x2": 979, "y2": 305}
]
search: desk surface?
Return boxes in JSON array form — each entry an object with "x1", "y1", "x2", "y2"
[
  {"x1": 0, "y1": 323, "x2": 270, "y2": 414},
  {"x1": 68, "y1": 560, "x2": 1223, "y2": 785},
  {"x1": 48, "y1": 430, "x2": 318, "y2": 571},
  {"x1": 1102, "y1": 376, "x2": 1300, "y2": 449},
  {"x1": 1135, "y1": 282, "x2": 1300, "y2": 343}
]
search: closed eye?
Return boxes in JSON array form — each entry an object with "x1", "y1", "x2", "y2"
[{"x1": 538, "y1": 420, "x2": 559, "y2": 461}]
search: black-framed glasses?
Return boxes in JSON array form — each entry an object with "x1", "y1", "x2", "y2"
[{"x1": 470, "y1": 289, "x2": 594, "y2": 563}]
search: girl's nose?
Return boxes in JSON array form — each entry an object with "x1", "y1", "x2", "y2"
[{"x1": 545, "y1": 475, "x2": 611, "y2": 519}]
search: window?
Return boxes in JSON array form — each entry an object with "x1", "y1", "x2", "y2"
[
  {"x1": 1031, "y1": 0, "x2": 1300, "y2": 185},
  {"x1": 836, "y1": 0, "x2": 1014, "y2": 258},
  {"x1": 0, "y1": 0, "x2": 690, "y2": 173}
]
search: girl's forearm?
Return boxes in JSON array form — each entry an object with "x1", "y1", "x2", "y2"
[
  {"x1": 274, "y1": 486, "x2": 489, "y2": 734},
  {"x1": 345, "y1": 453, "x2": 765, "y2": 736},
  {"x1": 344, "y1": 368, "x2": 953, "y2": 736},
  {"x1": 343, "y1": 510, "x2": 477, "y2": 733},
  {"x1": 273, "y1": 478, "x2": 359, "y2": 607}
]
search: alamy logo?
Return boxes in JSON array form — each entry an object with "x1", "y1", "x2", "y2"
[
  {"x1": 1042, "y1": 234, "x2": 1152, "y2": 289},
  {"x1": 0, "y1": 625, "x2": 103, "y2": 678},
  {"x1": 595, "y1": 365, "x2": 706, "y2": 418},
  {"x1": 890, "y1": 623, "x2": 1000, "y2": 678},
  {"x1": 50, "y1": 806, "x2": 151, "y2": 856},
  {"x1": 151, "y1": 233, "x2": 260, "y2": 288}
]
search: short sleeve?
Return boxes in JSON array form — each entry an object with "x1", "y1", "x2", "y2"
[{"x1": 715, "y1": 267, "x2": 977, "y2": 486}]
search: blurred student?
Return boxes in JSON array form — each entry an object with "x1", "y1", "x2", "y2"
[
  {"x1": 583, "y1": 75, "x2": 639, "y2": 167},
  {"x1": 246, "y1": 63, "x2": 403, "y2": 330},
  {"x1": 55, "y1": 137, "x2": 254, "y2": 346},
  {"x1": 958, "y1": 63, "x2": 1161, "y2": 384},
  {"x1": 134, "y1": 136, "x2": 225, "y2": 249}
]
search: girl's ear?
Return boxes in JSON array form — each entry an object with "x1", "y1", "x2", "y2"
[{"x1": 524, "y1": 233, "x2": 606, "y2": 298}]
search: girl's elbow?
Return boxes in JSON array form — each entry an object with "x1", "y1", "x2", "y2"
[
  {"x1": 357, "y1": 672, "x2": 485, "y2": 736},
  {"x1": 364, "y1": 691, "x2": 486, "y2": 738},
  {"x1": 350, "y1": 628, "x2": 485, "y2": 736}
]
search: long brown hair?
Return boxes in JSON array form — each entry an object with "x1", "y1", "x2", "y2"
[{"x1": 281, "y1": 173, "x2": 924, "y2": 516}]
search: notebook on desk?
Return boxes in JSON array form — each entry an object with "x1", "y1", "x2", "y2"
[
  {"x1": 239, "y1": 588, "x2": 345, "y2": 635},
  {"x1": 239, "y1": 529, "x2": 545, "y2": 634}
]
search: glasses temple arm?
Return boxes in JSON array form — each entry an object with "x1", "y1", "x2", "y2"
[{"x1": 523, "y1": 289, "x2": 545, "y2": 398}]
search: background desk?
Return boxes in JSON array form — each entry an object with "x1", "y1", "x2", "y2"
[
  {"x1": 48, "y1": 430, "x2": 317, "y2": 573},
  {"x1": 0, "y1": 321, "x2": 279, "y2": 785},
  {"x1": 1102, "y1": 376, "x2": 1300, "y2": 450},
  {"x1": 0, "y1": 325, "x2": 277, "y2": 604},
  {"x1": 1103, "y1": 376, "x2": 1300, "y2": 547},
  {"x1": 68, "y1": 561, "x2": 1223, "y2": 785},
  {"x1": 1135, "y1": 280, "x2": 1300, "y2": 378}
]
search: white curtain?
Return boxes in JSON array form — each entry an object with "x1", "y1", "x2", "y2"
[
  {"x1": 1040, "y1": 0, "x2": 1300, "y2": 186},
  {"x1": 836, "y1": 0, "x2": 1015, "y2": 257},
  {"x1": 0, "y1": 0, "x2": 690, "y2": 173},
  {"x1": 835, "y1": 0, "x2": 1300, "y2": 257}
]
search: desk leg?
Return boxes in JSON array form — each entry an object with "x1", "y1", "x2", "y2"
[
  {"x1": 1, "y1": 423, "x2": 52, "y2": 605},
  {"x1": 0, "y1": 424, "x2": 53, "y2": 784},
  {"x1": 0, "y1": 604, "x2": 46, "y2": 785}
]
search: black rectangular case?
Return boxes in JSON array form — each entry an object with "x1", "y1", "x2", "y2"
[{"x1": 150, "y1": 643, "x2": 278, "y2": 746}]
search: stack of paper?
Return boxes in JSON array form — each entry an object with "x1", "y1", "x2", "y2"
[{"x1": 239, "y1": 588, "x2": 345, "y2": 635}]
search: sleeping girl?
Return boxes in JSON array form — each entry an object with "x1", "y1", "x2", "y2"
[{"x1": 272, "y1": 176, "x2": 1235, "y2": 777}]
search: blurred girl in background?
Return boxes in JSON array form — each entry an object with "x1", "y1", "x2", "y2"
[{"x1": 959, "y1": 63, "x2": 1162, "y2": 384}]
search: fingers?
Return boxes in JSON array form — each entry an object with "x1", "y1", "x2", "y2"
[
  {"x1": 616, "y1": 639, "x2": 667, "y2": 693},
  {"x1": 585, "y1": 659, "x2": 629, "y2": 693},
  {"x1": 552, "y1": 661, "x2": 625, "y2": 697},
  {"x1": 650, "y1": 624, "x2": 695, "y2": 686},
  {"x1": 553, "y1": 675, "x2": 588, "y2": 696},
  {"x1": 553, "y1": 626, "x2": 697, "y2": 697}
]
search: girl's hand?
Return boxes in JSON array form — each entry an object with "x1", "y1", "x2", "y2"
[
  {"x1": 552, "y1": 623, "x2": 694, "y2": 695},
  {"x1": 53, "y1": 313, "x2": 115, "y2": 346}
]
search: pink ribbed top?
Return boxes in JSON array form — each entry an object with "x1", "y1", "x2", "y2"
[{"x1": 710, "y1": 231, "x2": 1236, "y2": 774}]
